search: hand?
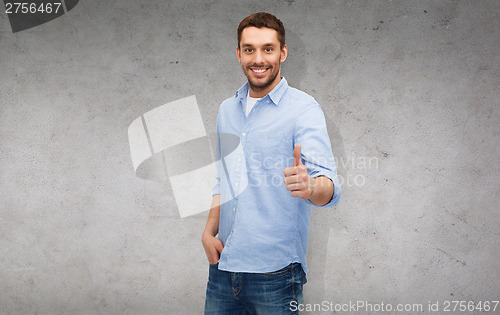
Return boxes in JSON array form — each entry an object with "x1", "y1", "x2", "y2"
[
  {"x1": 283, "y1": 144, "x2": 314, "y2": 199},
  {"x1": 201, "y1": 231, "x2": 224, "y2": 264}
]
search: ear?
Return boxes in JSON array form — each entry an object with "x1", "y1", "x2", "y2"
[
  {"x1": 236, "y1": 46, "x2": 241, "y2": 63},
  {"x1": 280, "y1": 44, "x2": 288, "y2": 63}
]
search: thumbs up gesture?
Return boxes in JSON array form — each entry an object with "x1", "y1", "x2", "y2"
[{"x1": 283, "y1": 144, "x2": 314, "y2": 199}]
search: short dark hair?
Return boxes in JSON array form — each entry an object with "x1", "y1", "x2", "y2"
[{"x1": 237, "y1": 12, "x2": 286, "y2": 49}]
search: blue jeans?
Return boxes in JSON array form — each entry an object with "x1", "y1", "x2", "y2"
[{"x1": 204, "y1": 262, "x2": 307, "y2": 315}]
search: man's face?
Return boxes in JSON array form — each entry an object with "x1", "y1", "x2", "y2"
[{"x1": 237, "y1": 27, "x2": 287, "y2": 97}]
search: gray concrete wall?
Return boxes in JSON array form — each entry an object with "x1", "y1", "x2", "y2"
[{"x1": 1, "y1": 0, "x2": 499, "y2": 314}]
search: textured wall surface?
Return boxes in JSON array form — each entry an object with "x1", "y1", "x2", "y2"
[{"x1": 1, "y1": 0, "x2": 499, "y2": 314}]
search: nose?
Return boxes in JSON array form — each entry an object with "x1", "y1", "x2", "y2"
[{"x1": 254, "y1": 50, "x2": 264, "y2": 64}]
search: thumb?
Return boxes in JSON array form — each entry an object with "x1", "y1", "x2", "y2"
[
  {"x1": 293, "y1": 144, "x2": 302, "y2": 166},
  {"x1": 215, "y1": 238, "x2": 224, "y2": 254}
]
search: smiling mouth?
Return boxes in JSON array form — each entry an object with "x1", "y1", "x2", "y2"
[{"x1": 251, "y1": 67, "x2": 269, "y2": 75}]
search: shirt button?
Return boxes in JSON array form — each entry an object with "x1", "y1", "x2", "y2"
[
  {"x1": 233, "y1": 207, "x2": 235, "y2": 212},
  {"x1": 238, "y1": 157, "x2": 242, "y2": 162},
  {"x1": 242, "y1": 132, "x2": 246, "y2": 136},
  {"x1": 235, "y1": 182, "x2": 239, "y2": 187},
  {"x1": 267, "y1": 100, "x2": 270, "y2": 103}
]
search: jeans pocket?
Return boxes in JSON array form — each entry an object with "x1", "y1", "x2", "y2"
[
  {"x1": 261, "y1": 263, "x2": 293, "y2": 276},
  {"x1": 209, "y1": 262, "x2": 219, "y2": 269}
]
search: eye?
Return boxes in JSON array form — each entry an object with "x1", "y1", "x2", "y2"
[
  {"x1": 265, "y1": 48, "x2": 273, "y2": 52},
  {"x1": 244, "y1": 48, "x2": 253, "y2": 53}
]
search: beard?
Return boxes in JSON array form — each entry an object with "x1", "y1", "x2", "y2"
[{"x1": 243, "y1": 63, "x2": 281, "y2": 94}]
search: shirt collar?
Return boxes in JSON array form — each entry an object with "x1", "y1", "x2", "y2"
[{"x1": 235, "y1": 77, "x2": 289, "y2": 106}]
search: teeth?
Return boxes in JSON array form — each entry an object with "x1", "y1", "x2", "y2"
[{"x1": 252, "y1": 68, "x2": 267, "y2": 73}]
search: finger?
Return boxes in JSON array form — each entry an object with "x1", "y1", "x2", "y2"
[
  {"x1": 283, "y1": 174, "x2": 300, "y2": 184},
  {"x1": 209, "y1": 252, "x2": 219, "y2": 264},
  {"x1": 210, "y1": 247, "x2": 222, "y2": 264},
  {"x1": 291, "y1": 189, "x2": 311, "y2": 199},
  {"x1": 293, "y1": 144, "x2": 302, "y2": 166},
  {"x1": 286, "y1": 182, "x2": 304, "y2": 191},
  {"x1": 283, "y1": 166, "x2": 298, "y2": 177},
  {"x1": 214, "y1": 238, "x2": 224, "y2": 254},
  {"x1": 291, "y1": 190, "x2": 305, "y2": 198}
]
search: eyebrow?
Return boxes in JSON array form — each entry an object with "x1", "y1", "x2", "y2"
[{"x1": 241, "y1": 43, "x2": 277, "y2": 48}]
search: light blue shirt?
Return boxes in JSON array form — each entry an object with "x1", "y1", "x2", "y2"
[{"x1": 212, "y1": 77, "x2": 341, "y2": 274}]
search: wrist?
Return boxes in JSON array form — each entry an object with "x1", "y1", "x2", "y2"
[
  {"x1": 202, "y1": 229, "x2": 217, "y2": 239},
  {"x1": 308, "y1": 176, "x2": 317, "y2": 200}
]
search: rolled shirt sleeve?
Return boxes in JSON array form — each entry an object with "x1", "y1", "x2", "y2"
[{"x1": 294, "y1": 102, "x2": 341, "y2": 207}]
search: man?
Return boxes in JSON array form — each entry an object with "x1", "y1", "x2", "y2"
[{"x1": 202, "y1": 12, "x2": 341, "y2": 314}]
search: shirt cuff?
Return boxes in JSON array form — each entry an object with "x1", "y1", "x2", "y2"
[
  {"x1": 211, "y1": 182, "x2": 220, "y2": 197},
  {"x1": 305, "y1": 173, "x2": 341, "y2": 207}
]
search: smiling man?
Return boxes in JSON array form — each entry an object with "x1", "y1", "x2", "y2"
[{"x1": 202, "y1": 12, "x2": 341, "y2": 314}]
